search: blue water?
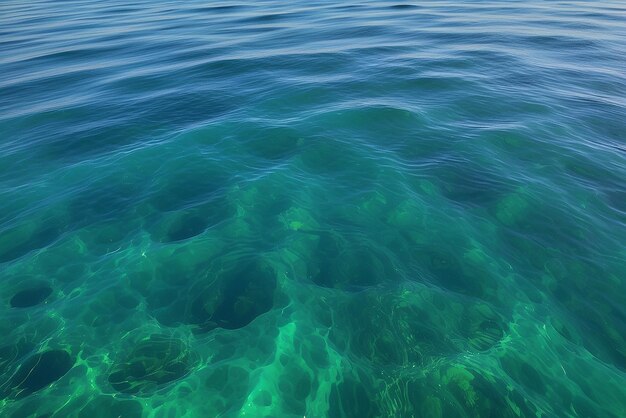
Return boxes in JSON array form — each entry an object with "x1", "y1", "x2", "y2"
[{"x1": 1, "y1": 1, "x2": 626, "y2": 417}]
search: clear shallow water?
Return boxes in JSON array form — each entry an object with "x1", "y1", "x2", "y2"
[{"x1": 1, "y1": 0, "x2": 625, "y2": 416}]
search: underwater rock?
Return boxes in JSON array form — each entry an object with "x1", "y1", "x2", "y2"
[
  {"x1": 149, "y1": 198, "x2": 232, "y2": 243},
  {"x1": 164, "y1": 214, "x2": 208, "y2": 242},
  {"x1": 109, "y1": 335, "x2": 195, "y2": 396},
  {"x1": 468, "y1": 320, "x2": 505, "y2": 352},
  {"x1": 464, "y1": 304, "x2": 507, "y2": 352},
  {"x1": 312, "y1": 237, "x2": 397, "y2": 291},
  {"x1": 501, "y1": 356, "x2": 547, "y2": 395},
  {"x1": 331, "y1": 292, "x2": 462, "y2": 369},
  {"x1": 421, "y1": 248, "x2": 481, "y2": 296},
  {"x1": 495, "y1": 192, "x2": 529, "y2": 226},
  {"x1": 190, "y1": 259, "x2": 276, "y2": 332}
]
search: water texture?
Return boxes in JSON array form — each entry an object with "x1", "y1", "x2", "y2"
[{"x1": 1, "y1": 0, "x2": 625, "y2": 417}]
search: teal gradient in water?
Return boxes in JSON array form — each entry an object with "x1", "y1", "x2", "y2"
[{"x1": 1, "y1": 0, "x2": 625, "y2": 417}]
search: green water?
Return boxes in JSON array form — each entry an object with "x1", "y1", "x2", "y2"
[{"x1": 1, "y1": 0, "x2": 625, "y2": 417}]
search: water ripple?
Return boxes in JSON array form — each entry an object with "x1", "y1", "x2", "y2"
[{"x1": 1, "y1": 0, "x2": 625, "y2": 417}]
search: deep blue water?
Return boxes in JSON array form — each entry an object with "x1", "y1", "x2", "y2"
[{"x1": 1, "y1": 1, "x2": 626, "y2": 417}]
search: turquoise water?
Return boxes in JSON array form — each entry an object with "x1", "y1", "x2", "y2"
[{"x1": 1, "y1": 0, "x2": 625, "y2": 416}]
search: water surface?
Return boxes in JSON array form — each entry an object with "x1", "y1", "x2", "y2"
[{"x1": 1, "y1": 1, "x2": 625, "y2": 417}]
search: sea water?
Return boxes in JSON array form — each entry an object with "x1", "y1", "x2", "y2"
[{"x1": 1, "y1": 1, "x2": 625, "y2": 417}]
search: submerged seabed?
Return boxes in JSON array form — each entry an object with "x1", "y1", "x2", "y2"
[{"x1": 1, "y1": 0, "x2": 625, "y2": 417}]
